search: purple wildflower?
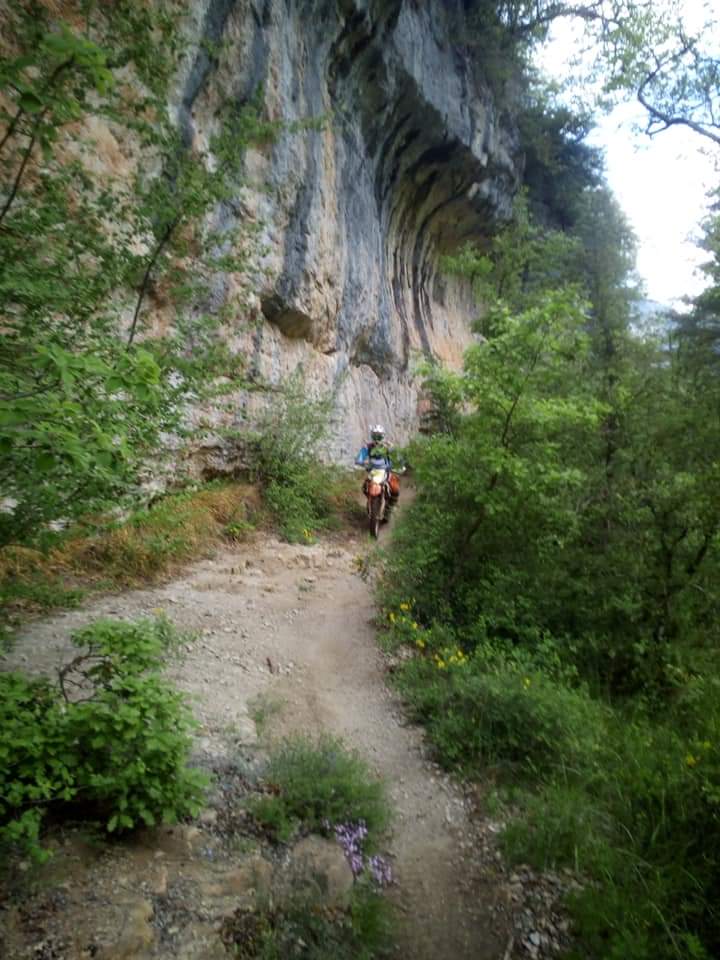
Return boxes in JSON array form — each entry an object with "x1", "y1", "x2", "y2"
[
  {"x1": 369, "y1": 854, "x2": 393, "y2": 887},
  {"x1": 331, "y1": 820, "x2": 393, "y2": 886}
]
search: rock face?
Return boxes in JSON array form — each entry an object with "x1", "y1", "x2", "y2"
[{"x1": 174, "y1": 0, "x2": 520, "y2": 461}]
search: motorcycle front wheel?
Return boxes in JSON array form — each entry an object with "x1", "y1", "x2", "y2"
[{"x1": 369, "y1": 494, "x2": 383, "y2": 539}]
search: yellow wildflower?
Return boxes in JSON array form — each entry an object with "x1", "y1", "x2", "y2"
[
  {"x1": 415, "y1": 638, "x2": 425, "y2": 649},
  {"x1": 437, "y1": 660, "x2": 446, "y2": 670},
  {"x1": 412, "y1": 622, "x2": 419, "y2": 630},
  {"x1": 686, "y1": 754, "x2": 698, "y2": 767},
  {"x1": 400, "y1": 602, "x2": 410, "y2": 612},
  {"x1": 388, "y1": 612, "x2": 396, "y2": 623}
]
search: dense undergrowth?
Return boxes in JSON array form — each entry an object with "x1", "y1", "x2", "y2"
[
  {"x1": 380, "y1": 181, "x2": 720, "y2": 958},
  {"x1": 0, "y1": 616, "x2": 206, "y2": 859}
]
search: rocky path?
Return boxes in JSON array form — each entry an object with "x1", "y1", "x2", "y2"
[{"x1": 1, "y1": 526, "x2": 562, "y2": 960}]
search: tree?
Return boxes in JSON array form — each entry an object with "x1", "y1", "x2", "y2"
[
  {"x1": 0, "y1": 2, "x2": 272, "y2": 544},
  {"x1": 468, "y1": 0, "x2": 720, "y2": 148}
]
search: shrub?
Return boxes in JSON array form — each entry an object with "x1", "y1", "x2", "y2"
[
  {"x1": 0, "y1": 617, "x2": 207, "y2": 859},
  {"x1": 249, "y1": 377, "x2": 340, "y2": 542},
  {"x1": 392, "y1": 649, "x2": 606, "y2": 777},
  {"x1": 264, "y1": 471, "x2": 331, "y2": 543},
  {"x1": 251, "y1": 735, "x2": 389, "y2": 843},
  {"x1": 501, "y1": 713, "x2": 720, "y2": 959},
  {"x1": 224, "y1": 881, "x2": 394, "y2": 959}
]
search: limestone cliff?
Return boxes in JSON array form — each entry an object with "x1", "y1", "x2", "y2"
[{"x1": 172, "y1": 0, "x2": 521, "y2": 465}]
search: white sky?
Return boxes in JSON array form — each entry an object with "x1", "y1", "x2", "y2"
[
  {"x1": 537, "y1": 12, "x2": 718, "y2": 307},
  {"x1": 589, "y1": 104, "x2": 715, "y2": 305}
]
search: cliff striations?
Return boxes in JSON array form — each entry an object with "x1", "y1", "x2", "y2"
[{"x1": 166, "y1": 0, "x2": 520, "y2": 464}]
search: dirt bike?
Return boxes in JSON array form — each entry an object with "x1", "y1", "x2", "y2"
[{"x1": 363, "y1": 466, "x2": 401, "y2": 538}]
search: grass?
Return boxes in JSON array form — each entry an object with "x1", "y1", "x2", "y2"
[
  {"x1": 0, "y1": 470, "x2": 365, "y2": 639},
  {"x1": 0, "y1": 483, "x2": 260, "y2": 633},
  {"x1": 251, "y1": 735, "x2": 390, "y2": 844},
  {"x1": 248, "y1": 692, "x2": 285, "y2": 738},
  {"x1": 235, "y1": 736, "x2": 395, "y2": 957},
  {"x1": 223, "y1": 882, "x2": 394, "y2": 959},
  {"x1": 263, "y1": 466, "x2": 365, "y2": 543}
]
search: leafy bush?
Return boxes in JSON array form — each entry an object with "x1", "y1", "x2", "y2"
[
  {"x1": 264, "y1": 472, "x2": 331, "y2": 543},
  {"x1": 392, "y1": 645, "x2": 605, "y2": 777},
  {"x1": 502, "y1": 712, "x2": 720, "y2": 959},
  {"x1": 250, "y1": 377, "x2": 339, "y2": 542},
  {"x1": 251, "y1": 736, "x2": 389, "y2": 843},
  {"x1": 0, "y1": 617, "x2": 206, "y2": 859}
]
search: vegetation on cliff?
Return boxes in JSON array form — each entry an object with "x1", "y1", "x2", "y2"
[{"x1": 0, "y1": 1, "x2": 273, "y2": 547}]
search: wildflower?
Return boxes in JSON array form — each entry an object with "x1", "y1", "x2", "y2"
[
  {"x1": 388, "y1": 611, "x2": 396, "y2": 624},
  {"x1": 415, "y1": 638, "x2": 425, "y2": 649},
  {"x1": 686, "y1": 754, "x2": 698, "y2": 767},
  {"x1": 333, "y1": 821, "x2": 392, "y2": 887},
  {"x1": 334, "y1": 820, "x2": 368, "y2": 876},
  {"x1": 411, "y1": 621, "x2": 419, "y2": 630},
  {"x1": 399, "y1": 602, "x2": 410, "y2": 612},
  {"x1": 369, "y1": 854, "x2": 393, "y2": 887},
  {"x1": 437, "y1": 659, "x2": 446, "y2": 670}
]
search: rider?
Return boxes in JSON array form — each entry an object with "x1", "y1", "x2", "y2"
[{"x1": 355, "y1": 424, "x2": 400, "y2": 511}]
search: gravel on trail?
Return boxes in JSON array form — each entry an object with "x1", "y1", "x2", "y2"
[{"x1": 1, "y1": 528, "x2": 572, "y2": 960}]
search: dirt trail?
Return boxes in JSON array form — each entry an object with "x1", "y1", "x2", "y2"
[{"x1": 2, "y1": 522, "x2": 512, "y2": 959}]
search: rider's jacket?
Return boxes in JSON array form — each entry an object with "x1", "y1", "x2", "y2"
[{"x1": 355, "y1": 440, "x2": 393, "y2": 469}]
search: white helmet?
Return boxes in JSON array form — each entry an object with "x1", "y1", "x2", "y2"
[{"x1": 370, "y1": 424, "x2": 385, "y2": 442}]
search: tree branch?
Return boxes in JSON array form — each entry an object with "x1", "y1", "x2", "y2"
[
  {"x1": 635, "y1": 45, "x2": 720, "y2": 147},
  {"x1": 126, "y1": 215, "x2": 180, "y2": 349}
]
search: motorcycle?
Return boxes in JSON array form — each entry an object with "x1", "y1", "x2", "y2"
[{"x1": 363, "y1": 465, "x2": 401, "y2": 538}]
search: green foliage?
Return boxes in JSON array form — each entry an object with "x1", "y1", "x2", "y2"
[
  {"x1": 680, "y1": 191, "x2": 720, "y2": 368},
  {"x1": 250, "y1": 377, "x2": 338, "y2": 542},
  {"x1": 468, "y1": 1, "x2": 720, "y2": 148},
  {"x1": 0, "y1": 3, "x2": 274, "y2": 546},
  {"x1": 416, "y1": 358, "x2": 464, "y2": 437},
  {"x1": 518, "y1": 90, "x2": 603, "y2": 230},
  {"x1": 384, "y1": 163, "x2": 720, "y2": 957},
  {"x1": 502, "y1": 711, "x2": 720, "y2": 960},
  {"x1": 225, "y1": 882, "x2": 393, "y2": 960},
  {"x1": 0, "y1": 616, "x2": 206, "y2": 859},
  {"x1": 0, "y1": 575, "x2": 84, "y2": 616},
  {"x1": 441, "y1": 193, "x2": 585, "y2": 316},
  {"x1": 393, "y1": 645, "x2": 605, "y2": 777},
  {"x1": 251, "y1": 736, "x2": 389, "y2": 844}
]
